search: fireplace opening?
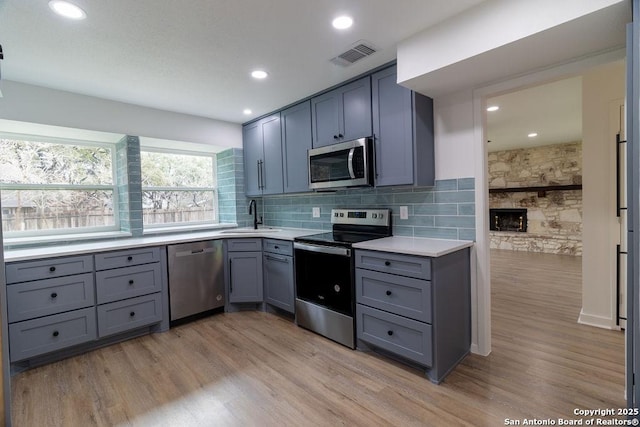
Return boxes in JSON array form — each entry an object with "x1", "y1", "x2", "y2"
[{"x1": 489, "y1": 208, "x2": 527, "y2": 232}]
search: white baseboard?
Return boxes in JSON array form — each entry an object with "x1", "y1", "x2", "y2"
[{"x1": 577, "y1": 309, "x2": 616, "y2": 330}]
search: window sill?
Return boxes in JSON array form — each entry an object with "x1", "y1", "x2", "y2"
[
  {"x1": 4, "y1": 231, "x2": 133, "y2": 248},
  {"x1": 143, "y1": 223, "x2": 238, "y2": 236}
]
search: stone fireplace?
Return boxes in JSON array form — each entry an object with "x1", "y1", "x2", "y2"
[{"x1": 489, "y1": 208, "x2": 527, "y2": 232}]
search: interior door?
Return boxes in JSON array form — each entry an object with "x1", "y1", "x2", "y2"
[{"x1": 626, "y1": 0, "x2": 640, "y2": 411}]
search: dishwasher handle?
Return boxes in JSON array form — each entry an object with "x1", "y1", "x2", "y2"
[{"x1": 174, "y1": 247, "x2": 217, "y2": 257}]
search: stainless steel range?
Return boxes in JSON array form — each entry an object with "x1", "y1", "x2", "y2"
[{"x1": 293, "y1": 208, "x2": 392, "y2": 348}]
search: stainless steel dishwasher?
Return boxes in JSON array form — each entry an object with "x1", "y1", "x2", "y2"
[{"x1": 168, "y1": 240, "x2": 225, "y2": 322}]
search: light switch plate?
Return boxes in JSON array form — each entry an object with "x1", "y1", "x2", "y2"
[
  {"x1": 400, "y1": 206, "x2": 409, "y2": 220},
  {"x1": 312, "y1": 207, "x2": 320, "y2": 218}
]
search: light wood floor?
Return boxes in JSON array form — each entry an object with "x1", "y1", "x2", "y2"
[{"x1": 11, "y1": 250, "x2": 625, "y2": 426}]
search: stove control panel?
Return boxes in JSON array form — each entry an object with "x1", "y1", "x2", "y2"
[{"x1": 331, "y1": 208, "x2": 391, "y2": 227}]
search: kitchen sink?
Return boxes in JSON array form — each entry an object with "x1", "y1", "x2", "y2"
[{"x1": 219, "y1": 228, "x2": 281, "y2": 234}]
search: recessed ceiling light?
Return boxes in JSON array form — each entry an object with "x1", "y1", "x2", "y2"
[
  {"x1": 528, "y1": 132, "x2": 538, "y2": 138},
  {"x1": 332, "y1": 16, "x2": 353, "y2": 30},
  {"x1": 486, "y1": 105, "x2": 500, "y2": 112},
  {"x1": 48, "y1": 0, "x2": 86, "y2": 20},
  {"x1": 251, "y1": 70, "x2": 268, "y2": 79},
  {"x1": 243, "y1": 109, "x2": 252, "y2": 115}
]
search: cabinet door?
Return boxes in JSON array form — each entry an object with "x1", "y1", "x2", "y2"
[
  {"x1": 281, "y1": 101, "x2": 312, "y2": 193},
  {"x1": 228, "y1": 251, "x2": 263, "y2": 303},
  {"x1": 263, "y1": 253, "x2": 294, "y2": 313},
  {"x1": 261, "y1": 114, "x2": 284, "y2": 195},
  {"x1": 340, "y1": 76, "x2": 372, "y2": 142},
  {"x1": 372, "y1": 66, "x2": 414, "y2": 186},
  {"x1": 311, "y1": 90, "x2": 341, "y2": 148},
  {"x1": 243, "y1": 120, "x2": 263, "y2": 197}
]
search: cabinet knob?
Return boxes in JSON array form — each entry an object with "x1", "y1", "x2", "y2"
[
  {"x1": 51, "y1": 292, "x2": 58, "y2": 299},
  {"x1": 127, "y1": 256, "x2": 133, "y2": 261},
  {"x1": 52, "y1": 330, "x2": 59, "y2": 337},
  {"x1": 384, "y1": 261, "x2": 391, "y2": 266},
  {"x1": 333, "y1": 135, "x2": 339, "y2": 139},
  {"x1": 386, "y1": 290, "x2": 392, "y2": 296},
  {"x1": 130, "y1": 311, "x2": 136, "y2": 317},
  {"x1": 387, "y1": 330, "x2": 393, "y2": 336},
  {"x1": 274, "y1": 246, "x2": 279, "y2": 249},
  {"x1": 338, "y1": 133, "x2": 343, "y2": 138},
  {"x1": 128, "y1": 280, "x2": 134, "y2": 285},
  {"x1": 49, "y1": 266, "x2": 56, "y2": 272}
]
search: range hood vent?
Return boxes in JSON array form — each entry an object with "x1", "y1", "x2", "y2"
[{"x1": 330, "y1": 40, "x2": 378, "y2": 67}]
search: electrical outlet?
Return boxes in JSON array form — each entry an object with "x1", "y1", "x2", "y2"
[
  {"x1": 400, "y1": 206, "x2": 409, "y2": 220},
  {"x1": 312, "y1": 207, "x2": 320, "y2": 218}
]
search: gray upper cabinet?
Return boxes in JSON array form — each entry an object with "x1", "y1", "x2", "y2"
[
  {"x1": 372, "y1": 65, "x2": 434, "y2": 187},
  {"x1": 243, "y1": 113, "x2": 284, "y2": 197},
  {"x1": 311, "y1": 76, "x2": 372, "y2": 148},
  {"x1": 281, "y1": 101, "x2": 312, "y2": 193}
]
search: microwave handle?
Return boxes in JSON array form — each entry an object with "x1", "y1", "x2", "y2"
[{"x1": 347, "y1": 148, "x2": 356, "y2": 179}]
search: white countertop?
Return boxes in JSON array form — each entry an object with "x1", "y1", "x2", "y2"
[
  {"x1": 353, "y1": 236, "x2": 473, "y2": 257},
  {"x1": 4, "y1": 229, "x2": 474, "y2": 262},
  {"x1": 4, "y1": 227, "x2": 319, "y2": 262}
]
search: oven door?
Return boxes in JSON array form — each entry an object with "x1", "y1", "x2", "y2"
[
  {"x1": 308, "y1": 138, "x2": 371, "y2": 190},
  {"x1": 294, "y1": 242, "x2": 353, "y2": 316}
]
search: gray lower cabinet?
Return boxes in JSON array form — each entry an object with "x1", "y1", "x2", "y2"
[
  {"x1": 227, "y1": 239, "x2": 263, "y2": 303},
  {"x1": 95, "y1": 247, "x2": 163, "y2": 338},
  {"x1": 5, "y1": 247, "x2": 166, "y2": 366},
  {"x1": 263, "y1": 239, "x2": 294, "y2": 313},
  {"x1": 355, "y1": 248, "x2": 470, "y2": 384},
  {"x1": 372, "y1": 65, "x2": 434, "y2": 187},
  {"x1": 5, "y1": 255, "x2": 97, "y2": 362}
]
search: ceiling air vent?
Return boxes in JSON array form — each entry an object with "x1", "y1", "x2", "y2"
[{"x1": 330, "y1": 40, "x2": 378, "y2": 67}]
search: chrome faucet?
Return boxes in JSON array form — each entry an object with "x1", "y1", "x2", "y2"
[{"x1": 248, "y1": 199, "x2": 262, "y2": 230}]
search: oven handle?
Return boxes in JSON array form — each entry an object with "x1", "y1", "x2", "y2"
[
  {"x1": 294, "y1": 242, "x2": 351, "y2": 257},
  {"x1": 347, "y1": 148, "x2": 356, "y2": 179}
]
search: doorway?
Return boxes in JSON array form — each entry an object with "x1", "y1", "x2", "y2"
[{"x1": 483, "y1": 61, "x2": 626, "y2": 409}]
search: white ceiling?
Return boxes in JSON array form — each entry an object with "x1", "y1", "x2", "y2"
[
  {"x1": 486, "y1": 76, "x2": 583, "y2": 152},
  {"x1": 0, "y1": 0, "x2": 485, "y2": 124}
]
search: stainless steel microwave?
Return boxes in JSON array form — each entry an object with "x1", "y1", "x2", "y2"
[{"x1": 308, "y1": 138, "x2": 373, "y2": 190}]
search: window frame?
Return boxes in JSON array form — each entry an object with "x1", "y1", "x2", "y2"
[
  {"x1": 0, "y1": 132, "x2": 120, "y2": 238},
  {"x1": 139, "y1": 147, "x2": 218, "y2": 230}
]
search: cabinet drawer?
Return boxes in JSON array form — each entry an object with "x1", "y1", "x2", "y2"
[
  {"x1": 355, "y1": 250, "x2": 431, "y2": 279},
  {"x1": 97, "y1": 293, "x2": 162, "y2": 338},
  {"x1": 94, "y1": 247, "x2": 160, "y2": 271},
  {"x1": 6, "y1": 255, "x2": 94, "y2": 284},
  {"x1": 263, "y1": 239, "x2": 293, "y2": 256},
  {"x1": 9, "y1": 307, "x2": 97, "y2": 362},
  {"x1": 227, "y1": 238, "x2": 262, "y2": 252},
  {"x1": 356, "y1": 304, "x2": 432, "y2": 367},
  {"x1": 356, "y1": 269, "x2": 431, "y2": 323},
  {"x1": 7, "y1": 273, "x2": 95, "y2": 323},
  {"x1": 95, "y1": 263, "x2": 162, "y2": 304}
]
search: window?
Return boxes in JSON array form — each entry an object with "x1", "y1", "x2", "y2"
[
  {"x1": 0, "y1": 136, "x2": 117, "y2": 236},
  {"x1": 141, "y1": 150, "x2": 217, "y2": 228}
]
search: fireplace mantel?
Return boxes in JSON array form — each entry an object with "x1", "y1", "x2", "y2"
[{"x1": 488, "y1": 184, "x2": 582, "y2": 198}]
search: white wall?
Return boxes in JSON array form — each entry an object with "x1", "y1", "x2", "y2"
[
  {"x1": 0, "y1": 81, "x2": 242, "y2": 149},
  {"x1": 580, "y1": 61, "x2": 626, "y2": 328}
]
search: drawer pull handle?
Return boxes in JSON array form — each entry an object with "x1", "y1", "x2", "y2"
[
  {"x1": 274, "y1": 246, "x2": 279, "y2": 249},
  {"x1": 49, "y1": 266, "x2": 56, "y2": 272},
  {"x1": 128, "y1": 280, "x2": 134, "y2": 285},
  {"x1": 386, "y1": 290, "x2": 392, "y2": 296},
  {"x1": 130, "y1": 311, "x2": 136, "y2": 317},
  {"x1": 51, "y1": 292, "x2": 58, "y2": 299},
  {"x1": 384, "y1": 261, "x2": 391, "y2": 266},
  {"x1": 127, "y1": 256, "x2": 133, "y2": 261},
  {"x1": 387, "y1": 330, "x2": 393, "y2": 336},
  {"x1": 52, "y1": 331, "x2": 59, "y2": 337}
]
